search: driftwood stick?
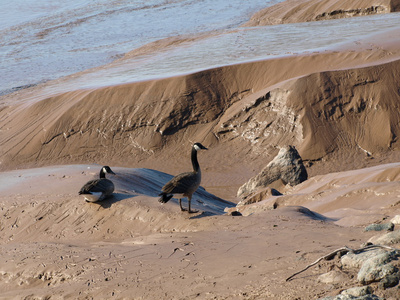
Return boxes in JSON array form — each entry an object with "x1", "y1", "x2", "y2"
[
  {"x1": 285, "y1": 244, "x2": 399, "y2": 282},
  {"x1": 285, "y1": 246, "x2": 349, "y2": 282}
]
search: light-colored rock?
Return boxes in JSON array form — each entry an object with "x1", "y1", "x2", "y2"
[
  {"x1": 237, "y1": 146, "x2": 307, "y2": 199},
  {"x1": 318, "y1": 270, "x2": 349, "y2": 284},
  {"x1": 341, "y1": 286, "x2": 372, "y2": 297},
  {"x1": 357, "y1": 251, "x2": 398, "y2": 284},
  {"x1": 358, "y1": 263, "x2": 397, "y2": 284},
  {"x1": 390, "y1": 215, "x2": 400, "y2": 225},
  {"x1": 319, "y1": 294, "x2": 382, "y2": 300},
  {"x1": 341, "y1": 249, "x2": 387, "y2": 269},
  {"x1": 237, "y1": 187, "x2": 282, "y2": 206},
  {"x1": 367, "y1": 230, "x2": 400, "y2": 245}
]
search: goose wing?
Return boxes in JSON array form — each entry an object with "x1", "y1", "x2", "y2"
[
  {"x1": 161, "y1": 172, "x2": 200, "y2": 195},
  {"x1": 79, "y1": 179, "x2": 114, "y2": 195}
]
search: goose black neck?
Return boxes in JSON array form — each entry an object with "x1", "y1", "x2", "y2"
[
  {"x1": 99, "y1": 168, "x2": 106, "y2": 179},
  {"x1": 191, "y1": 147, "x2": 200, "y2": 173}
]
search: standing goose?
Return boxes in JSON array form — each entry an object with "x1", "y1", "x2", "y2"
[
  {"x1": 79, "y1": 166, "x2": 116, "y2": 202},
  {"x1": 159, "y1": 143, "x2": 208, "y2": 213}
]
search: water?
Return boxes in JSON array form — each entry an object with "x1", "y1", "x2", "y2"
[
  {"x1": 0, "y1": 0, "x2": 399, "y2": 95},
  {"x1": 83, "y1": 12, "x2": 400, "y2": 88},
  {"x1": 0, "y1": 0, "x2": 283, "y2": 94}
]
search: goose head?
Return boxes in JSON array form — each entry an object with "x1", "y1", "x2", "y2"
[
  {"x1": 102, "y1": 166, "x2": 116, "y2": 175},
  {"x1": 193, "y1": 143, "x2": 208, "y2": 151}
]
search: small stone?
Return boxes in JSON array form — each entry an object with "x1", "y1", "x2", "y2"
[
  {"x1": 341, "y1": 286, "x2": 372, "y2": 297},
  {"x1": 230, "y1": 211, "x2": 242, "y2": 216},
  {"x1": 224, "y1": 207, "x2": 241, "y2": 216},
  {"x1": 237, "y1": 187, "x2": 282, "y2": 206},
  {"x1": 318, "y1": 270, "x2": 349, "y2": 284},
  {"x1": 390, "y1": 215, "x2": 400, "y2": 225}
]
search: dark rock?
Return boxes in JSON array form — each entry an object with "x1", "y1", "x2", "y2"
[
  {"x1": 230, "y1": 211, "x2": 242, "y2": 216},
  {"x1": 364, "y1": 223, "x2": 394, "y2": 232},
  {"x1": 379, "y1": 272, "x2": 400, "y2": 289},
  {"x1": 224, "y1": 207, "x2": 243, "y2": 216}
]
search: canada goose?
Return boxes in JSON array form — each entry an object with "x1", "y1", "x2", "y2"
[
  {"x1": 79, "y1": 166, "x2": 116, "y2": 202},
  {"x1": 159, "y1": 143, "x2": 208, "y2": 213}
]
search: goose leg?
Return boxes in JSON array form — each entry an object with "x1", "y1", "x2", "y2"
[
  {"x1": 188, "y1": 195, "x2": 198, "y2": 214},
  {"x1": 179, "y1": 198, "x2": 186, "y2": 211}
]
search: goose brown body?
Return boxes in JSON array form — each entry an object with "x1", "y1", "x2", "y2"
[{"x1": 159, "y1": 143, "x2": 207, "y2": 213}]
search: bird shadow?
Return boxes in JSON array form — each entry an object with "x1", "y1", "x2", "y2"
[
  {"x1": 87, "y1": 192, "x2": 136, "y2": 209},
  {"x1": 188, "y1": 211, "x2": 217, "y2": 219}
]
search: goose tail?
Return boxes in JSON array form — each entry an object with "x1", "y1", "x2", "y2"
[{"x1": 158, "y1": 193, "x2": 173, "y2": 203}]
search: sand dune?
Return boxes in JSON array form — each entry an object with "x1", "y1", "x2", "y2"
[
  {"x1": 2, "y1": 32, "x2": 400, "y2": 183},
  {"x1": 244, "y1": 0, "x2": 400, "y2": 26}
]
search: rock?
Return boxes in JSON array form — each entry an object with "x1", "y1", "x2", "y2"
[
  {"x1": 364, "y1": 223, "x2": 394, "y2": 232},
  {"x1": 318, "y1": 270, "x2": 349, "y2": 284},
  {"x1": 318, "y1": 294, "x2": 383, "y2": 300},
  {"x1": 237, "y1": 146, "x2": 307, "y2": 199},
  {"x1": 318, "y1": 296, "x2": 353, "y2": 300},
  {"x1": 341, "y1": 249, "x2": 387, "y2": 269},
  {"x1": 237, "y1": 187, "x2": 282, "y2": 206},
  {"x1": 224, "y1": 207, "x2": 239, "y2": 215},
  {"x1": 390, "y1": 215, "x2": 400, "y2": 225},
  {"x1": 228, "y1": 211, "x2": 242, "y2": 216},
  {"x1": 341, "y1": 286, "x2": 372, "y2": 297},
  {"x1": 379, "y1": 272, "x2": 400, "y2": 289},
  {"x1": 368, "y1": 230, "x2": 400, "y2": 245},
  {"x1": 357, "y1": 251, "x2": 399, "y2": 284}
]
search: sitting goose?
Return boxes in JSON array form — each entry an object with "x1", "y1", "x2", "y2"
[
  {"x1": 159, "y1": 143, "x2": 208, "y2": 213},
  {"x1": 79, "y1": 166, "x2": 116, "y2": 202}
]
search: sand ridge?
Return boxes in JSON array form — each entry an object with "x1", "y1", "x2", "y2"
[
  {"x1": 244, "y1": 0, "x2": 400, "y2": 26},
  {"x1": 2, "y1": 37, "x2": 400, "y2": 180}
]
